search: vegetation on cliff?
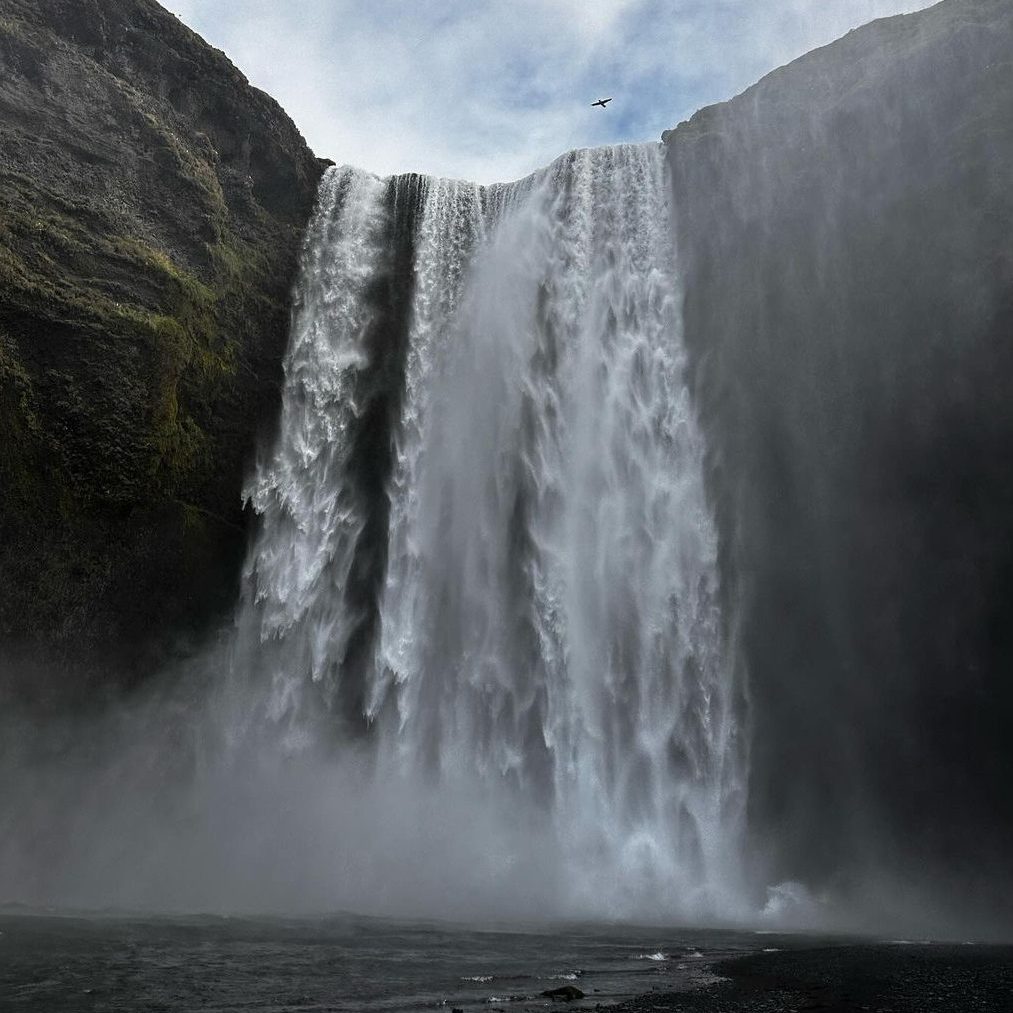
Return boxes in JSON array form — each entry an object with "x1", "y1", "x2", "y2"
[{"x1": 0, "y1": 0, "x2": 327, "y2": 698}]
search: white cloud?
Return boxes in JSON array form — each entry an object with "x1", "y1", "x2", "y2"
[{"x1": 159, "y1": 0, "x2": 936, "y2": 183}]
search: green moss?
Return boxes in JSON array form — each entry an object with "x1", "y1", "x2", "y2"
[
  {"x1": 0, "y1": 174, "x2": 271, "y2": 502},
  {"x1": 0, "y1": 14, "x2": 38, "y2": 46}
]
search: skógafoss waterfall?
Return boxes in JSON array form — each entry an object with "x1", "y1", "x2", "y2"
[{"x1": 233, "y1": 143, "x2": 747, "y2": 919}]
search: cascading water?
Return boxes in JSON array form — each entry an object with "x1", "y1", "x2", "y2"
[{"x1": 234, "y1": 143, "x2": 747, "y2": 920}]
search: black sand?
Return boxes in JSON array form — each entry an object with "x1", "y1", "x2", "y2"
[{"x1": 615, "y1": 943, "x2": 1013, "y2": 1012}]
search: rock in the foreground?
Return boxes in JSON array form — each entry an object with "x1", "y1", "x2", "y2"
[{"x1": 542, "y1": 983, "x2": 586, "y2": 1001}]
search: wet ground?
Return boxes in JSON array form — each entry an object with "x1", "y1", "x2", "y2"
[
  {"x1": 0, "y1": 910, "x2": 755, "y2": 1012},
  {"x1": 1, "y1": 910, "x2": 1009, "y2": 1012},
  {"x1": 615, "y1": 942, "x2": 1013, "y2": 1013}
]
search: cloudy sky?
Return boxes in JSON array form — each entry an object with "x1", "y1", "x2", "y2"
[{"x1": 161, "y1": 0, "x2": 935, "y2": 183}]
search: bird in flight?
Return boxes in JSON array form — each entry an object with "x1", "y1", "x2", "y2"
[{"x1": 591, "y1": 97, "x2": 612, "y2": 108}]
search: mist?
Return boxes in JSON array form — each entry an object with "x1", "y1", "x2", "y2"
[{"x1": 0, "y1": 689, "x2": 566, "y2": 919}]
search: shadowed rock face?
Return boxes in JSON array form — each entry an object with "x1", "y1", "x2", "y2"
[
  {"x1": 0, "y1": 0, "x2": 328, "y2": 700},
  {"x1": 667, "y1": 0, "x2": 1013, "y2": 930}
]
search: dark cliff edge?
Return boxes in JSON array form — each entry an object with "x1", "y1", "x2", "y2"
[
  {"x1": 666, "y1": 0, "x2": 1013, "y2": 932},
  {"x1": 0, "y1": 0, "x2": 328, "y2": 703}
]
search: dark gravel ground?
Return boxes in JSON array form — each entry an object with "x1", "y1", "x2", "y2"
[{"x1": 613, "y1": 943, "x2": 1013, "y2": 1013}]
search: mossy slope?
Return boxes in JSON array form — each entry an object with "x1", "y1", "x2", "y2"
[{"x1": 0, "y1": 0, "x2": 327, "y2": 699}]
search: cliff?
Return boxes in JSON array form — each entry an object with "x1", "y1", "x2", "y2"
[
  {"x1": 666, "y1": 0, "x2": 1013, "y2": 927},
  {"x1": 0, "y1": 0, "x2": 327, "y2": 700}
]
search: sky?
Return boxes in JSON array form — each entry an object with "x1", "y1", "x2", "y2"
[{"x1": 161, "y1": 0, "x2": 936, "y2": 183}]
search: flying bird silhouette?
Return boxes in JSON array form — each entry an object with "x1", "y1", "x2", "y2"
[{"x1": 591, "y1": 97, "x2": 612, "y2": 108}]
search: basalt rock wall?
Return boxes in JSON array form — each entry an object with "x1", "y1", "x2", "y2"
[{"x1": 667, "y1": 0, "x2": 1013, "y2": 929}]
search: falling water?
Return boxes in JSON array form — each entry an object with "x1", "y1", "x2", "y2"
[{"x1": 235, "y1": 144, "x2": 747, "y2": 920}]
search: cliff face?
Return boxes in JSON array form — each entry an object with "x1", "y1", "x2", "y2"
[
  {"x1": 0, "y1": 0, "x2": 327, "y2": 699},
  {"x1": 667, "y1": 0, "x2": 1013, "y2": 925}
]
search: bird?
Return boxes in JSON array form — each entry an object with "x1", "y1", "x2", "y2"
[{"x1": 591, "y1": 97, "x2": 612, "y2": 108}]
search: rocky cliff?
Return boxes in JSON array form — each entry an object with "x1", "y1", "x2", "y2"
[
  {"x1": 0, "y1": 0, "x2": 327, "y2": 701},
  {"x1": 666, "y1": 0, "x2": 1013, "y2": 928}
]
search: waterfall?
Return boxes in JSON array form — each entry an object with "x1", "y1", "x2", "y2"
[{"x1": 234, "y1": 143, "x2": 747, "y2": 920}]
